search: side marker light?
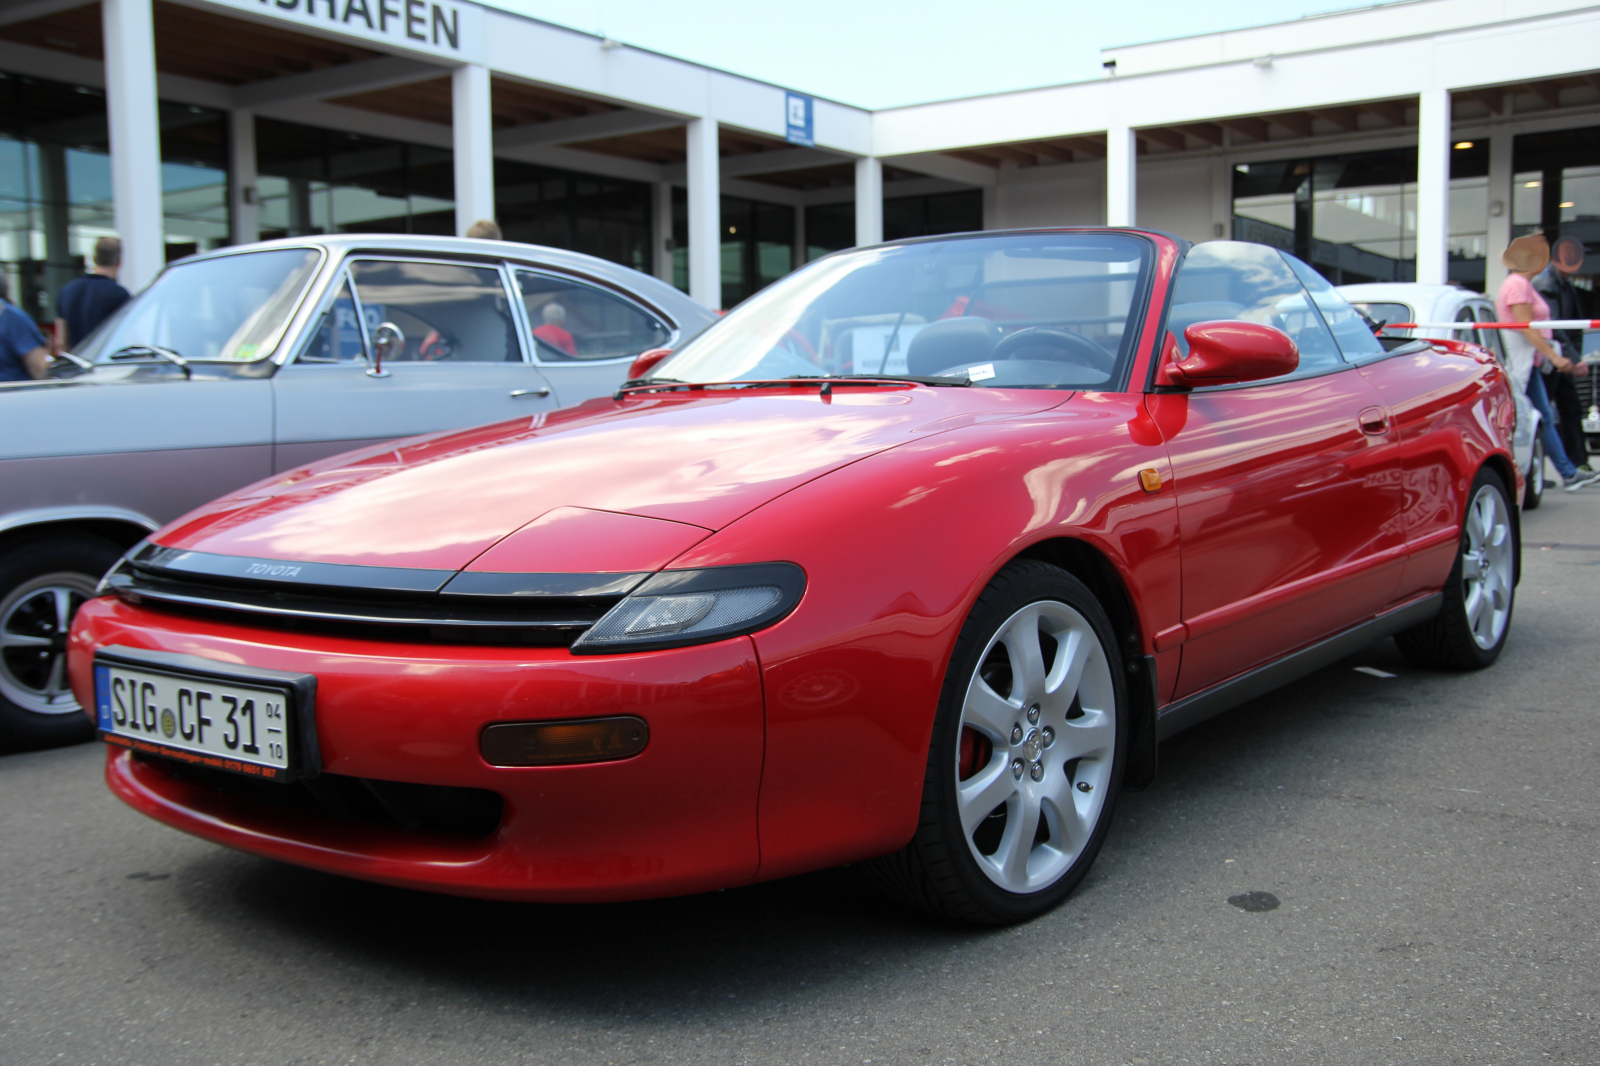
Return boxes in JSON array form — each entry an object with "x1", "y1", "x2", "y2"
[
  {"x1": 1139, "y1": 468, "x2": 1162, "y2": 493},
  {"x1": 480, "y1": 716, "x2": 649, "y2": 767}
]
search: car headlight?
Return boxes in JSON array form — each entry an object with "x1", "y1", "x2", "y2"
[{"x1": 570, "y1": 562, "x2": 805, "y2": 654}]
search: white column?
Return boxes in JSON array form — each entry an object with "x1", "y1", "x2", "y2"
[
  {"x1": 855, "y1": 156, "x2": 883, "y2": 246},
  {"x1": 451, "y1": 63, "x2": 495, "y2": 236},
  {"x1": 1486, "y1": 131, "x2": 1514, "y2": 297},
  {"x1": 1415, "y1": 88, "x2": 1452, "y2": 286},
  {"x1": 652, "y1": 180, "x2": 674, "y2": 284},
  {"x1": 981, "y1": 185, "x2": 999, "y2": 230},
  {"x1": 102, "y1": 0, "x2": 164, "y2": 292},
  {"x1": 1106, "y1": 125, "x2": 1136, "y2": 226},
  {"x1": 230, "y1": 110, "x2": 259, "y2": 246},
  {"x1": 685, "y1": 117, "x2": 721, "y2": 308}
]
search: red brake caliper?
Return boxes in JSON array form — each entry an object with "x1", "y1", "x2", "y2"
[{"x1": 958, "y1": 727, "x2": 992, "y2": 781}]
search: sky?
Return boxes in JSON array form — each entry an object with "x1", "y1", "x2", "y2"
[{"x1": 489, "y1": 0, "x2": 1362, "y2": 110}]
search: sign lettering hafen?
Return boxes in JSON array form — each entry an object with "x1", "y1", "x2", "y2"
[{"x1": 203, "y1": 0, "x2": 486, "y2": 64}]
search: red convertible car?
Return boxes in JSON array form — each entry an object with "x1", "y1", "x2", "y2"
[{"x1": 68, "y1": 231, "x2": 1520, "y2": 924}]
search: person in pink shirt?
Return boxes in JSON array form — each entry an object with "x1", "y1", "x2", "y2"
[{"x1": 1497, "y1": 234, "x2": 1598, "y2": 490}]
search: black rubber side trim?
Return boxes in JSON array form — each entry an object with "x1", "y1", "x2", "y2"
[{"x1": 1156, "y1": 593, "x2": 1443, "y2": 741}]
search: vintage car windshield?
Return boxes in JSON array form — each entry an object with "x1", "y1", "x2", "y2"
[
  {"x1": 76, "y1": 247, "x2": 323, "y2": 364},
  {"x1": 656, "y1": 232, "x2": 1153, "y2": 389}
]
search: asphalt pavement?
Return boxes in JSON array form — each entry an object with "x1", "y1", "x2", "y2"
[{"x1": 3, "y1": 488, "x2": 1598, "y2": 1066}]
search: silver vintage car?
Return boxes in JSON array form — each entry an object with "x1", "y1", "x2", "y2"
[{"x1": 0, "y1": 234, "x2": 714, "y2": 748}]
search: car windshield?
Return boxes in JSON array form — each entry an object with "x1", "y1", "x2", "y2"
[
  {"x1": 656, "y1": 232, "x2": 1153, "y2": 389},
  {"x1": 76, "y1": 247, "x2": 323, "y2": 363}
]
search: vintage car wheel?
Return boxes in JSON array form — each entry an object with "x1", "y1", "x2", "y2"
[
  {"x1": 1396, "y1": 467, "x2": 1517, "y2": 671},
  {"x1": 865, "y1": 559, "x2": 1127, "y2": 924},
  {"x1": 0, "y1": 534, "x2": 121, "y2": 749},
  {"x1": 1523, "y1": 438, "x2": 1544, "y2": 511}
]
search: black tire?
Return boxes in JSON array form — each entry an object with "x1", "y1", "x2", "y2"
[
  {"x1": 0, "y1": 533, "x2": 123, "y2": 750},
  {"x1": 862, "y1": 559, "x2": 1128, "y2": 925},
  {"x1": 1395, "y1": 466, "x2": 1517, "y2": 671},
  {"x1": 1523, "y1": 438, "x2": 1544, "y2": 511}
]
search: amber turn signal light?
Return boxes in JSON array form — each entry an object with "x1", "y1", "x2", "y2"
[
  {"x1": 480, "y1": 716, "x2": 649, "y2": 767},
  {"x1": 1139, "y1": 468, "x2": 1162, "y2": 492}
]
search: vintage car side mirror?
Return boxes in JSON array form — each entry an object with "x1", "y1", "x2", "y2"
[
  {"x1": 1158, "y1": 320, "x2": 1299, "y2": 388},
  {"x1": 368, "y1": 321, "x2": 404, "y2": 378},
  {"x1": 628, "y1": 347, "x2": 673, "y2": 380}
]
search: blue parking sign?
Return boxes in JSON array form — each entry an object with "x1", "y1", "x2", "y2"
[{"x1": 785, "y1": 92, "x2": 813, "y2": 147}]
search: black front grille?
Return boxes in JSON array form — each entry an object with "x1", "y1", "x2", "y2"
[
  {"x1": 143, "y1": 752, "x2": 504, "y2": 839},
  {"x1": 105, "y1": 545, "x2": 644, "y2": 647}
]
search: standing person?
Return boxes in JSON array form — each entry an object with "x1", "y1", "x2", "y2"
[
  {"x1": 1534, "y1": 234, "x2": 1593, "y2": 471},
  {"x1": 0, "y1": 274, "x2": 50, "y2": 381},
  {"x1": 465, "y1": 219, "x2": 502, "y2": 240},
  {"x1": 1498, "y1": 234, "x2": 1600, "y2": 491},
  {"x1": 55, "y1": 236, "x2": 130, "y2": 350}
]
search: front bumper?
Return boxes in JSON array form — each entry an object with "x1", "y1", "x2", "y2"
[{"x1": 71, "y1": 596, "x2": 764, "y2": 902}]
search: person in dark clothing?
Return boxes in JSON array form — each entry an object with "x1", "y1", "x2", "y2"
[
  {"x1": 1533, "y1": 235, "x2": 1592, "y2": 471},
  {"x1": 0, "y1": 273, "x2": 50, "y2": 382},
  {"x1": 55, "y1": 236, "x2": 130, "y2": 351}
]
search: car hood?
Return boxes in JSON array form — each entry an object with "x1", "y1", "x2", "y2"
[{"x1": 156, "y1": 386, "x2": 1065, "y2": 572}]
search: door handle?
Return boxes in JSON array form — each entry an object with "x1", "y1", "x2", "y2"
[
  {"x1": 1358, "y1": 406, "x2": 1389, "y2": 435},
  {"x1": 510, "y1": 387, "x2": 551, "y2": 398}
]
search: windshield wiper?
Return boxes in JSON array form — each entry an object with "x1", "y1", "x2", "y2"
[
  {"x1": 108, "y1": 345, "x2": 190, "y2": 378},
  {"x1": 827, "y1": 374, "x2": 970, "y2": 386}
]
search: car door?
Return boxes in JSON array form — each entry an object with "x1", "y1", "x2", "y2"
[
  {"x1": 1158, "y1": 243, "x2": 1406, "y2": 699},
  {"x1": 1355, "y1": 292, "x2": 1504, "y2": 604},
  {"x1": 272, "y1": 258, "x2": 557, "y2": 473},
  {"x1": 513, "y1": 268, "x2": 674, "y2": 403}
]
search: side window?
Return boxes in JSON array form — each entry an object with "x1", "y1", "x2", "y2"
[
  {"x1": 348, "y1": 260, "x2": 520, "y2": 363},
  {"x1": 1280, "y1": 253, "x2": 1387, "y2": 361},
  {"x1": 1168, "y1": 242, "x2": 1343, "y2": 374},
  {"x1": 1455, "y1": 305, "x2": 1482, "y2": 349},
  {"x1": 517, "y1": 271, "x2": 670, "y2": 362},
  {"x1": 297, "y1": 278, "x2": 366, "y2": 363},
  {"x1": 1472, "y1": 303, "x2": 1506, "y2": 360}
]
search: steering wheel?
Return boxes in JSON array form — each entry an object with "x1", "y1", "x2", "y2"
[{"x1": 990, "y1": 327, "x2": 1114, "y2": 373}]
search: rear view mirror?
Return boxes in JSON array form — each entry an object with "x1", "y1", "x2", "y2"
[
  {"x1": 628, "y1": 347, "x2": 673, "y2": 380},
  {"x1": 1158, "y1": 320, "x2": 1298, "y2": 388}
]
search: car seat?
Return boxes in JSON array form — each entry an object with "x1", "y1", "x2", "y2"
[{"x1": 905, "y1": 317, "x2": 999, "y2": 376}]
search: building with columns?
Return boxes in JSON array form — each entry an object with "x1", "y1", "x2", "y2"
[{"x1": 1, "y1": 0, "x2": 1599, "y2": 321}]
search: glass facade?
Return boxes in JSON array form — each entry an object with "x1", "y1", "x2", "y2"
[
  {"x1": 496, "y1": 158, "x2": 652, "y2": 273},
  {"x1": 255, "y1": 118, "x2": 454, "y2": 238},
  {"x1": 1233, "y1": 144, "x2": 1489, "y2": 289},
  {"x1": 671, "y1": 191, "x2": 796, "y2": 308},
  {"x1": 0, "y1": 72, "x2": 228, "y2": 327},
  {"x1": 804, "y1": 189, "x2": 983, "y2": 264},
  {"x1": 1511, "y1": 126, "x2": 1600, "y2": 281}
]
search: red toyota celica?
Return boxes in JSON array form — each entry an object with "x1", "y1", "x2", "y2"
[{"x1": 69, "y1": 230, "x2": 1520, "y2": 924}]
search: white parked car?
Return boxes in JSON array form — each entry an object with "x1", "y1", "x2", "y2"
[
  {"x1": 0, "y1": 234, "x2": 714, "y2": 748},
  {"x1": 1339, "y1": 283, "x2": 1545, "y2": 510}
]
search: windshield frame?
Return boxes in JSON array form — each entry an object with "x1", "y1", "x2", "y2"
[
  {"x1": 73, "y1": 244, "x2": 328, "y2": 365},
  {"x1": 650, "y1": 228, "x2": 1161, "y2": 392}
]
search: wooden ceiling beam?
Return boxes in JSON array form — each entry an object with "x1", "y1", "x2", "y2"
[
  {"x1": 1028, "y1": 142, "x2": 1076, "y2": 163},
  {"x1": 1175, "y1": 122, "x2": 1225, "y2": 146},
  {"x1": 1361, "y1": 99, "x2": 1409, "y2": 126},
  {"x1": 1137, "y1": 127, "x2": 1188, "y2": 151},
  {"x1": 1270, "y1": 111, "x2": 1314, "y2": 137},
  {"x1": 1522, "y1": 80, "x2": 1562, "y2": 108},
  {"x1": 1053, "y1": 137, "x2": 1105, "y2": 159},
  {"x1": 1313, "y1": 106, "x2": 1361, "y2": 132},
  {"x1": 1218, "y1": 116, "x2": 1269, "y2": 141}
]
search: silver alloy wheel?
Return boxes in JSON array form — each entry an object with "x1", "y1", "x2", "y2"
[
  {"x1": 0, "y1": 572, "x2": 97, "y2": 715},
  {"x1": 955, "y1": 599, "x2": 1116, "y2": 893},
  {"x1": 1461, "y1": 483, "x2": 1515, "y2": 650}
]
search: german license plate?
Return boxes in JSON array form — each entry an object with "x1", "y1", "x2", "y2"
[{"x1": 94, "y1": 649, "x2": 311, "y2": 781}]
